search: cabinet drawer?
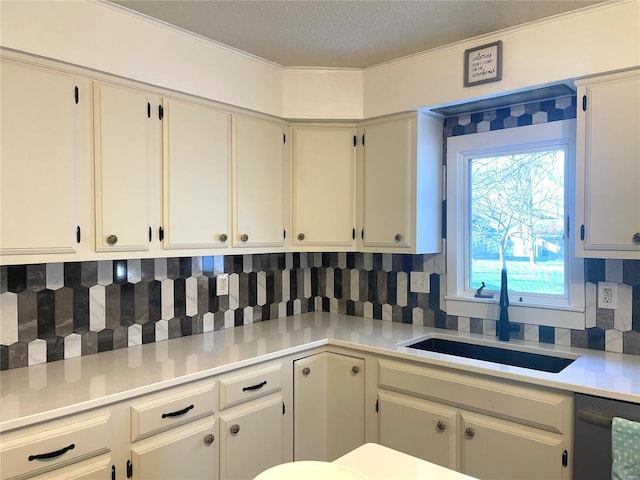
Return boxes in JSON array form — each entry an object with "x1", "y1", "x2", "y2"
[
  {"x1": 130, "y1": 382, "x2": 216, "y2": 442},
  {"x1": 378, "y1": 359, "x2": 572, "y2": 433},
  {"x1": 219, "y1": 362, "x2": 282, "y2": 410},
  {"x1": 0, "y1": 412, "x2": 111, "y2": 480}
]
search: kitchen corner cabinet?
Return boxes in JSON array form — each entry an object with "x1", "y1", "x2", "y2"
[
  {"x1": 93, "y1": 82, "x2": 161, "y2": 253},
  {"x1": 358, "y1": 112, "x2": 442, "y2": 254},
  {"x1": 0, "y1": 59, "x2": 91, "y2": 258},
  {"x1": 291, "y1": 125, "x2": 357, "y2": 250},
  {"x1": 233, "y1": 115, "x2": 288, "y2": 250},
  {"x1": 293, "y1": 352, "x2": 365, "y2": 461},
  {"x1": 575, "y1": 68, "x2": 640, "y2": 259},
  {"x1": 162, "y1": 97, "x2": 231, "y2": 250},
  {"x1": 376, "y1": 358, "x2": 573, "y2": 480}
]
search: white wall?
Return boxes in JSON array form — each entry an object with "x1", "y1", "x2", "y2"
[
  {"x1": 1, "y1": 0, "x2": 638, "y2": 120},
  {"x1": 363, "y1": 0, "x2": 640, "y2": 117}
]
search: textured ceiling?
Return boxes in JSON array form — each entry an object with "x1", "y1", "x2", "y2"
[{"x1": 109, "y1": 0, "x2": 604, "y2": 68}]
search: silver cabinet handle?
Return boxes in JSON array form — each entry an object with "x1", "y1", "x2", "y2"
[
  {"x1": 394, "y1": 233, "x2": 403, "y2": 242},
  {"x1": 633, "y1": 232, "x2": 640, "y2": 244},
  {"x1": 298, "y1": 233, "x2": 305, "y2": 241},
  {"x1": 219, "y1": 233, "x2": 228, "y2": 242},
  {"x1": 351, "y1": 365, "x2": 360, "y2": 374},
  {"x1": 204, "y1": 434, "x2": 215, "y2": 445},
  {"x1": 302, "y1": 367, "x2": 311, "y2": 376},
  {"x1": 240, "y1": 234, "x2": 249, "y2": 242},
  {"x1": 106, "y1": 234, "x2": 118, "y2": 246},
  {"x1": 437, "y1": 421, "x2": 447, "y2": 431},
  {"x1": 465, "y1": 427, "x2": 475, "y2": 439},
  {"x1": 230, "y1": 424, "x2": 240, "y2": 435}
]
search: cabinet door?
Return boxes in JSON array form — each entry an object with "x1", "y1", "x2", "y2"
[
  {"x1": 361, "y1": 117, "x2": 413, "y2": 249},
  {"x1": 291, "y1": 127, "x2": 356, "y2": 249},
  {"x1": 460, "y1": 412, "x2": 566, "y2": 480},
  {"x1": 576, "y1": 71, "x2": 640, "y2": 257},
  {"x1": 94, "y1": 82, "x2": 160, "y2": 252},
  {"x1": 0, "y1": 60, "x2": 89, "y2": 256},
  {"x1": 162, "y1": 98, "x2": 231, "y2": 249},
  {"x1": 377, "y1": 391, "x2": 457, "y2": 470},
  {"x1": 233, "y1": 115, "x2": 286, "y2": 249},
  {"x1": 294, "y1": 352, "x2": 365, "y2": 462},
  {"x1": 219, "y1": 394, "x2": 283, "y2": 480},
  {"x1": 130, "y1": 419, "x2": 218, "y2": 480}
]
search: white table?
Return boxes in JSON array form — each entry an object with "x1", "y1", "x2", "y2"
[{"x1": 334, "y1": 443, "x2": 477, "y2": 480}]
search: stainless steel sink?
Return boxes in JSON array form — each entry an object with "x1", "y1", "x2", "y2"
[{"x1": 401, "y1": 335, "x2": 577, "y2": 373}]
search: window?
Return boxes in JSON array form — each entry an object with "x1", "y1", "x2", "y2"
[{"x1": 446, "y1": 120, "x2": 585, "y2": 329}]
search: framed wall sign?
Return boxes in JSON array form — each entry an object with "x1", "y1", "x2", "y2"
[{"x1": 464, "y1": 40, "x2": 502, "y2": 87}]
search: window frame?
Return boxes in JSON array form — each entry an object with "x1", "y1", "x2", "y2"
[{"x1": 446, "y1": 119, "x2": 585, "y2": 330}]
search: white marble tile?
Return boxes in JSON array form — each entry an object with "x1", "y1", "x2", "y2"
[
  {"x1": 397, "y1": 272, "x2": 408, "y2": 307},
  {"x1": 186, "y1": 277, "x2": 198, "y2": 317},
  {"x1": 127, "y1": 259, "x2": 141, "y2": 284},
  {"x1": 586, "y1": 282, "x2": 597, "y2": 328},
  {"x1": 304, "y1": 269, "x2": 311, "y2": 299},
  {"x1": 243, "y1": 254, "x2": 252, "y2": 273},
  {"x1": 278, "y1": 302, "x2": 287, "y2": 319},
  {"x1": 555, "y1": 328, "x2": 571, "y2": 346},
  {"x1": 614, "y1": 284, "x2": 633, "y2": 332},
  {"x1": 154, "y1": 258, "x2": 167, "y2": 281},
  {"x1": 282, "y1": 270, "x2": 290, "y2": 302},
  {"x1": 330, "y1": 298, "x2": 339, "y2": 313},
  {"x1": 97, "y1": 260, "x2": 113, "y2": 286},
  {"x1": 338, "y1": 252, "x2": 347, "y2": 269},
  {"x1": 382, "y1": 254, "x2": 393, "y2": 272},
  {"x1": 524, "y1": 324, "x2": 539, "y2": 342},
  {"x1": 439, "y1": 274, "x2": 447, "y2": 312},
  {"x1": 483, "y1": 319, "x2": 497, "y2": 336},
  {"x1": 412, "y1": 307, "x2": 424, "y2": 326},
  {"x1": 89, "y1": 285, "x2": 106, "y2": 332},
  {"x1": 605, "y1": 329, "x2": 624, "y2": 353},
  {"x1": 224, "y1": 310, "x2": 235, "y2": 329},
  {"x1": 458, "y1": 316, "x2": 470, "y2": 333},
  {"x1": 161, "y1": 279, "x2": 174, "y2": 320},
  {"x1": 350, "y1": 270, "x2": 359, "y2": 302},
  {"x1": 422, "y1": 254, "x2": 435, "y2": 275},
  {"x1": 0, "y1": 292, "x2": 18, "y2": 345},
  {"x1": 435, "y1": 250, "x2": 446, "y2": 275},
  {"x1": 605, "y1": 259, "x2": 624, "y2": 283},
  {"x1": 213, "y1": 256, "x2": 224, "y2": 274},
  {"x1": 46, "y1": 263, "x2": 64, "y2": 290},
  {"x1": 244, "y1": 306, "x2": 254, "y2": 324},
  {"x1": 128, "y1": 324, "x2": 142, "y2": 347},
  {"x1": 203, "y1": 312, "x2": 215, "y2": 333},
  {"x1": 28, "y1": 339, "x2": 47, "y2": 366},
  {"x1": 382, "y1": 304, "x2": 393, "y2": 321},
  {"x1": 191, "y1": 257, "x2": 203, "y2": 277},
  {"x1": 293, "y1": 299, "x2": 302, "y2": 315},
  {"x1": 257, "y1": 271, "x2": 267, "y2": 306},
  {"x1": 314, "y1": 252, "x2": 323, "y2": 268},
  {"x1": 63, "y1": 333, "x2": 82, "y2": 359},
  {"x1": 326, "y1": 268, "x2": 334, "y2": 298},
  {"x1": 363, "y1": 253, "x2": 373, "y2": 271},
  {"x1": 364, "y1": 302, "x2": 373, "y2": 319},
  {"x1": 228, "y1": 273, "x2": 240, "y2": 310},
  {"x1": 155, "y1": 319, "x2": 168, "y2": 342},
  {"x1": 285, "y1": 252, "x2": 294, "y2": 270}
]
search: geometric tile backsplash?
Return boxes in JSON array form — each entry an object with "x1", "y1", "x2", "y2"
[
  {"x1": 2, "y1": 94, "x2": 639, "y2": 370},
  {"x1": 2, "y1": 253, "x2": 640, "y2": 370}
]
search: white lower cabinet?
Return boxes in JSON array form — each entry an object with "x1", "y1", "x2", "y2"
[
  {"x1": 376, "y1": 358, "x2": 573, "y2": 480},
  {"x1": 293, "y1": 352, "x2": 365, "y2": 462}
]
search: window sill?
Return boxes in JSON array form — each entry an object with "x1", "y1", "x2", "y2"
[{"x1": 445, "y1": 296, "x2": 586, "y2": 330}]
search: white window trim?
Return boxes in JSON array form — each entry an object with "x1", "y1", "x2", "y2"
[{"x1": 445, "y1": 119, "x2": 585, "y2": 330}]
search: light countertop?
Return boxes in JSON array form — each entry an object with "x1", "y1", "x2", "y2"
[{"x1": 2, "y1": 312, "x2": 640, "y2": 433}]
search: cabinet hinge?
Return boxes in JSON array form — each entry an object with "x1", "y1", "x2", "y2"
[
  {"x1": 126, "y1": 460, "x2": 133, "y2": 478},
  {"x1": 353, "y1": 135, "x2": 357, "y2": 147},
  {"x1": 147, "y1": 102, "x2": 151, "y2": 119},
  {"x1": 74, "y1": 86, "x2": 79, "y2": 104},
  {"x1": 76, "y1": 226, "x2": 81, "y2": 244},
  {"x1": 562, "y1": 449, "x2": 568, "y2": 468},
  {"x1": 375, "y1": 398, "x2": 379, "y2": 413},
  {"x1": 580, "y1": 224, "x2": 585, "y2": 241},
  {"x1": 158, "y1": 104, "x2": 164, "y2": 120},
  {"x1": 582, "y1": 95, "x2": 587, "y2": 112},
  {"x1": 442, "y1": 200, "x2": 447, "y2": 239},
  {"x1": 111, "y1": 465, "x2": 116, "y2": 480},
  {"x1": 282, "y1": 402, "x2": 286, "y2": 415}
]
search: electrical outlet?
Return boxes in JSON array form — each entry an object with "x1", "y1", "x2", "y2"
[
  {"x1": 597, "y1": 281, "x2": 618, "y2": 309},
  {"x1": 216, "y1": 273, "x2": 229, "y2": 296},
  {"x1": 410, "y1": 272, "x2": 430, "y2": 293}
]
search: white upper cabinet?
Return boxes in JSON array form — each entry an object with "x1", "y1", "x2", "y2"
[
  {"x1": 0, "y1": 59, "x2": 90, "y2": 258},
  {"x1": 93, "y1": 82, "x2": 161, "y2": 253},
  {"x1": 358, "y1": 112, "x2": 442, "y2": 254},
  {"x1": 575, "y1": 69, "x2": 640, "y2": 258},
  {"x1": 162, "y1": 97, "x2": 231, "y2": 250},
  {"x1": 233, "y1": 115, "x2": 288, "y2": 249},
  {"x1": 291, "y1": 126, "x2": 356, "y2": 250}
]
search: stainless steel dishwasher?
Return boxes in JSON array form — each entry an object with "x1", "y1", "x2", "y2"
[{"x1": 574, "y1": 393, "x2": 640, "y2": 480}]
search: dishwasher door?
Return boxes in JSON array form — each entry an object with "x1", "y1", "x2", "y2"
[{"x1": 574, "y1": 393, "x2": 640, "y2": 480}]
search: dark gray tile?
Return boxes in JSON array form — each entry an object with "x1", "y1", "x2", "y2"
[
  {"x1": 623, "y1": 330, "x2": 640, "y2": 355},
  {"x1": 7, "y1": 343, "x2": 27, "y2": 369},
  {"x1": 26, "y1": 264, "x2": 46, "y2": 292},
  {"x1": 105, "y1": 284, "x2": 121, "y2": 330},
  {"x1": 134, "y1": 282, "x2": 149, "y2": 325},
  {"x1": 54, "y1": 287, "x2": 74, "y2": 337},
  {"x1": 17, "y1": 290, "x2": 38, "y2": 343}
]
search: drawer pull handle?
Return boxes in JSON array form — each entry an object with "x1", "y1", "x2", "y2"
[
  {"x1": 161, "y1": 404, "x2": 194, "y2": 418},
  {"x1": 242, "y1": 380, "x2": 267, "y2": 392},
  {"x1": 28, "y1": 443, "x2": 75, "y2": 461}
]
